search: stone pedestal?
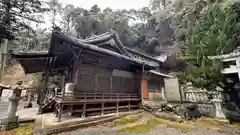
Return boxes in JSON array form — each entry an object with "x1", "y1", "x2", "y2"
[
  {"x1": 0, "y1": 89, "x2": 21, "y2": 130},
  {"x1": 211, "y1": 99, "x2": 226, "y2": 119}
]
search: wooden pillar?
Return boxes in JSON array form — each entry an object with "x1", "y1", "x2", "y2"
[
  {"x1": 70, "y1": 105, "x2": 73, "y2": 115},
  {"x1": 38, "y1": 71, "x2": 50, "y2": 114},
  {"x1": 61, "y1": 72, "x2": 66, "y2": 98},
  {"x1": 128, "y1": 100, "x2": 131, "y2": 111},
  {"x1": 116, "y1": 101, "x2": 119, "y2": 113},
  {"x1": 101, "y1": 102, "x2": 104, "y2": 115},
  {"x1": 82, "y1": 103, "x2": 86, "y2": 118},
  {"x1": 139, "y1": 65, "x2": 145, "y2": 107},
  {"x1": 57, "y1": 104, "x2": 63, "y2": 122},
  {"x1": 95, "y1": 73, "x2": 98, "y2": 92},
  {"x1": 82, "y1": 94, "x2": 86, "y2": 118},
  {"x1": 116, "y1": 93, "x2": 119, "y2": 113},
  {"x1": 109, "y1": 74, "x2": 112, "y2": 93}
]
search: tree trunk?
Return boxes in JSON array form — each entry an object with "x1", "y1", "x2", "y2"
[{"x1": 37, "y1": 72, "x2": 49, "y2": 114}]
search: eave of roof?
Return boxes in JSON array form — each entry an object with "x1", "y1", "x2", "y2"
[
  {"x1": 52, "y1": 31, "x2": 156, "y2": 68},
  {"x1": 149, "y1": 70, "x2": 174, "y2": 78},
  {"x1": 11, "y1": 51, "x2": 50, "y2": 59}
]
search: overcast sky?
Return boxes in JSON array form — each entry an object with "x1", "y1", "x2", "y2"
[
  {"x1": 60, "y1": 0, "x2": 150, "y2": 10},
  {"x1": 37, "y1": 0, "x2": 150, "y2": 30}
]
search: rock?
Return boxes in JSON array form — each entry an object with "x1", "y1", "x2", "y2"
[
  {"x1": 159, "y1": 104, "x2": 175, "y2": 112},
  {"x1": 184, "y1": 104, "x2": 201, "y2": 120},
  {"x1": 155, "y1": 112, "x2": 183, "y2": 122}
]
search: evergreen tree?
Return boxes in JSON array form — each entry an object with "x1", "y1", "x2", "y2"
[{"x1": 0, "y1": 0, "x2": 47, "y2": 32}]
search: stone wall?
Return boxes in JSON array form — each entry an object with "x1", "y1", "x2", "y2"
[
  {"x1": 181, "y1": 83, "x2": 222, "y2": 102},
  {"x1": 180, "y1": 83, "x2": 225, "y2": 118}
]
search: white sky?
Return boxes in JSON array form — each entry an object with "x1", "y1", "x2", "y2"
[
  {"x1": 36, "y1": 0, "x2": 150, "y2": 30},
  {"x1": 60, "y1": 0, "x2": 150, "y2": 10}
]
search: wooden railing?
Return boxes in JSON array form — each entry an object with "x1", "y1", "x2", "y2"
[{"x1": 55, "y1": 92, "x2": 140, "y2": 103}]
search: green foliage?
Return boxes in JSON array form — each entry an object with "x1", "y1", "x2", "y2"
[
  {"x1": 59, "y1": 4, "x2": 162, "y2": 54},
  {"x1": 0, "y1": 0, "x2": 47, "y2": 32},
  {"x1": 8, "y1": 28, "x2": 50, "y2": 52},
  {"x1": 180, "y1": 0, "x2": 240, "y2": 90}
]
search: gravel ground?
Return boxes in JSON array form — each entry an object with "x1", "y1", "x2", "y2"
[
  {"x1": 58, "y1": 124, "x2": 240, "y2": 135},
  {"x1": 56, "y1": 111, "x2": 240, "y2": 135}
]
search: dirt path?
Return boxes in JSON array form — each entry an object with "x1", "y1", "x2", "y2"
[{"x1": 58, "y1": 112, "x2": 240, "y2": 135}]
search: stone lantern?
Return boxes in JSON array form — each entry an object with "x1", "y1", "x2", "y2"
[
  {"x1": 0, "y1": 82, "x2": 24, "y2": 130},
  {"x1": 0, "y1": 62, "x2": 34, "y2": 130}
]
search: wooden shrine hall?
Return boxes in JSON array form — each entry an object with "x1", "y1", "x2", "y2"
[{"x1": 11, "y1": 28, "x2": 164, "y2": 121}]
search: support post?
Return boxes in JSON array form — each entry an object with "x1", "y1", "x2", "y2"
[
  {"x1": 37, "y1": 58, "x2": 52, "y2": 114},
  {"x1": 101, "y1": 102, "x2": 104, "y2": 115},
  {"x1": 61, "y1": 72, "x2": 66, "y2": 98},
  {"x1": 109, "y1": 73, "x2": 112, "y2": 93},
  {"x1": 82, "y1": 94, "x2": 86, "y2": 118},
  {"x1": 95, "y1": 74, "x2": 98, "y2": 92},
  {"x1": 128, "y1": 100, "x2": 131, "y2": 111},
  {"x1": 116, "y1": 101, "x2": 119, "y2": 113},
  {"x1": 57, "y1": 104, "x2": 63, "y2": 122},
  {"x1": 128, "y1": 94, "x2": 131, "y2": 111},
  {"x1": 38, "y1": 71, "x2": 49, "y2": 114},
  {"x1": 139, "y1": 64, "x2": 145, "y2": 107},
  {"x1": 82, "y1": 103, "x2": 86, "y2": 118}
]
